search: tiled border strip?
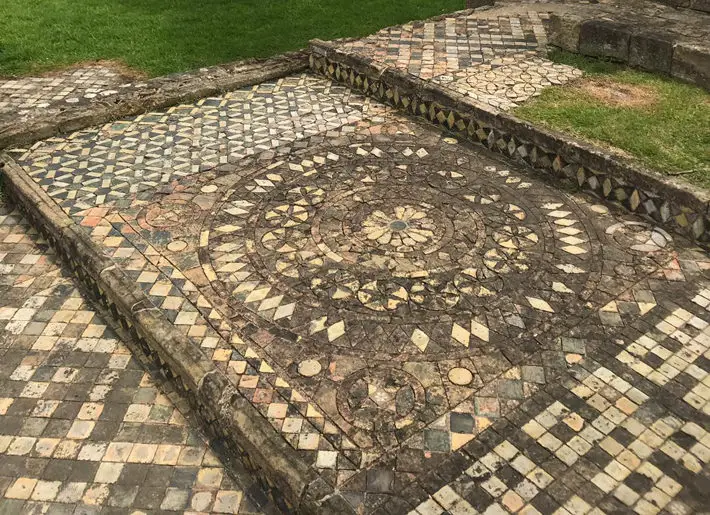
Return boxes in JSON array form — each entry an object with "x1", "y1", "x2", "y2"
[
  {"x1": 0, "y1": 156, "x2": 345, "y2": 514},
  {"x1": 308, "y1": 39, "x2": 710, "y2": 247},
  {"x1": 0, "y1": 52, "x2": 308, "y2": 150},
  {"x1": 547, "y1": 14, "x2": 710, "y2": 90}
]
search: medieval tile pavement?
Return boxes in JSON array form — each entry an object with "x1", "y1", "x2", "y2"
[
  {"x1": 2, "y1": 1, "x2": 710, "y2": 512},
  {"x1": 0, "y1": 203, "x2": 267, "y2": 513},
  {"x1": 339, "y1": 8, "x2": 585, "y2": 110},
  {"x1": 9, "y1": 75, "x2": 386, "y2": 215},
  {"x1": 338, "y1": 0, "x2": 710, "y2": 114},
  {"x1": 7, "y1": 66, "x2": 710, "y2": 511},
  {"x1": 0, "y1": 64, "x2": 133, "y2": 124}
]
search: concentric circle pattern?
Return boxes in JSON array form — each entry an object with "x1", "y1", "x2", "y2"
[{"x1": 202, "y1": 142, "x2": 619, "y2": 363}]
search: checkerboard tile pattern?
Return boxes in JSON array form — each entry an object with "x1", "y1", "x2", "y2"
[
  {"x1": 11, "y1": 84, "x2": 710, "y2": 511},
  {"x1": 408, "y1": 354, "x2": 710, "y2": 514},
  {"x1": 0, "y1": 204, "x2": 265, "y2": 513},
  {"x1": 393, "y1": 272, "x2": 710, "y2": 514},
  {"x1": 616, "y1": 292, "x2": 710, "y2": 416},
  {"x1": 342, "y1": 13, "x2": 549, "y2": 80},
  {"x1": 75, "y1": 211, "x2": 362, "y2": 482}
]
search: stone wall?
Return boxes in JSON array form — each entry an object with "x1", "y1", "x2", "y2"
[{"x1": 655, "y1": 0, "x2": 710, "y2": 14}]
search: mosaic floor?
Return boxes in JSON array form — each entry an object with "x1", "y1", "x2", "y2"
[
  {"x1": 0, "y1": 64, "x2": 133, "y2": 124},
  {"x1": 339, "y1": 0, "x2": 710, "y2": 113},
  {"x1": 340, "y1": 9, "x2": 583, "y2": 110},
  {"x1": 0, "y1": 203, "x2": 268, "y2": 513},
  {"x1": 7, "y1": 68, "x2": 710, "y2": 512},
  {"x1": 14, "y1": 75, "x2": 383, "y2": 215}
]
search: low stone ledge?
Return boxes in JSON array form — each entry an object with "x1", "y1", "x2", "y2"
[
  {"x1": 309, "y1": 39, "x2": 710, "y2": 245},
  {"x1": 0, "y1": 155, "x2": 333, "y2": 514},
  {"x1": 657, "y1": 0, "x2": 710, "y2": 13},
  {"x1": 629, "y1": 31, "x2": 675, "y2": 74},
  {"x1": 547, "y1": 13, "x2": 710, "y2": 91},
  {"x1": 0, "y1": 52, "x2": 309, "y2": 151},
  {"x1": 546, "y1": 13, "x2": 583, "y2": 54},
  {"x1": 672, "y1": 42, "x2": 710, "y2": 90},
  {"x1": 578, "y1": 19, "x2": 632, "y2": 62}
]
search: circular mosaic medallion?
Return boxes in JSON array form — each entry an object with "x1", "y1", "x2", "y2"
[
  {"x1": 202, "y1": 143, "x2": 602, "y2": 361},
  {"x1": 336, "y1": 367, "x2": 425, "y2": 433},
  {"x1": 140, "y1": 200, "x2": 202, "y2": 230}
]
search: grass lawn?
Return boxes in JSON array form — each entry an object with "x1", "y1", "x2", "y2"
[
  {"x1": 0, "y1": 0, "x2": 463, "y2": 77},
  {"x1": 514, "y1": 51, "x2": 710, "y2": 189}
]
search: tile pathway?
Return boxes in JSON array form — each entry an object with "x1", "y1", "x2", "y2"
[
  {"x1": 0, "y1": 202, "x2": 267, "y2": 513},
  {"x1": 10, "y1": 74, "x2": 385, "y2": 215},
  {"x1": 406, "y1": 291, "x2": 710, "y2": 514},
  {"x1": 339, "y1": 8, "x2": 583, "y2": 110}
]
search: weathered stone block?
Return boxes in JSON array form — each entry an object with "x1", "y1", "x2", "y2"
[
  {"x1": 629, "y1": 31, "x2": 674, "y2": 73},
  {"x1": 671, "y1": 42, "x2": 710, "y2": 90},
  {"x1": 657, "y1": 0, "x2": 691, "y2": 7},
  {"x1": 547, "y1": 14, "x2": 582, "y2": 53},
  {"x1": 690, "y1": 0, "x2": 710, "y2": 12},
  {"x1": 579, "y1": 20, "x2": 631, "y2": 61},
  {"x1": 466, "y1": 0, "x2": 494, "y2": 8}
]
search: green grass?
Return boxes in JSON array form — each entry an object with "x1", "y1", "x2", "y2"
[
  {"x1": 514, "y1": 51, "x2": 710, "y2": 188},
  {"x1": 0, "y1": 0, "x2": 463, "y2": 77}
]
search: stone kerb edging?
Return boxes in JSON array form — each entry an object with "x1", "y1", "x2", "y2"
[
  {"x1": 655, "y1": 0, "x2": 710, "y2": 14},
  {"x1": 547, "y1": 13, "x2": 710, "y2": 91},
  {"x1": 0, "y1": 52, "x2": 309, "y2": 150},
  {"x1": 308, "y1": 39, "x2": 710, "y2": 246},
  {"x1": 0, "y1": 155, "x2": 336, "y2": 514}
]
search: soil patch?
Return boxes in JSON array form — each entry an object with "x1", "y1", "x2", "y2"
[{"x1": 576, "y1": 78, "x2": 658, "y2": 108}]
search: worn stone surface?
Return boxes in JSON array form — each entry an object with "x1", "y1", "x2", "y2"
[
  {"x1": 578, "y1": 20, "x2": 631, "y2": 61},
  {"x1": 690, "y1": 0, "x2": 710, "y2": 13},
  {"x1": 658, "y1": 0, "x2": 710, "y2": 12},
  {"x1": 629, "y1": 31, "x2": 675, "y2": 73},
  {"x1": 0, "y1": 203, "x2": 268, "y2": 513},
  {"x1": 672, "y1": 42, "x2": 710, "y2": 90},
  {"x1": 7, "y1": 67, "x2": 710, "y2": 511}
]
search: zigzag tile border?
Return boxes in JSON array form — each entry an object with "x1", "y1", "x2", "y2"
[{"x1": 308, "y1": 40, "x2": 710, "y2": 248}]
